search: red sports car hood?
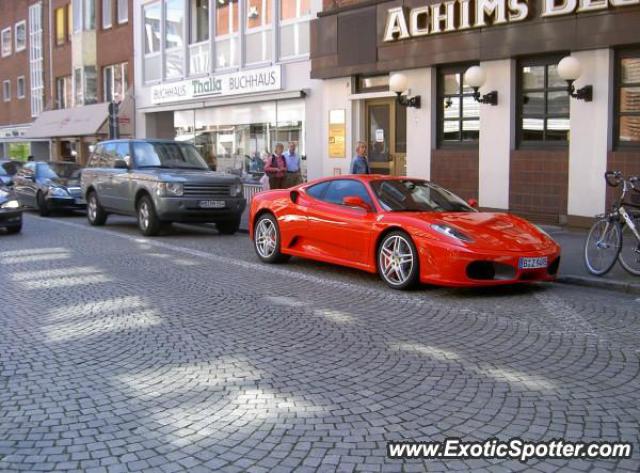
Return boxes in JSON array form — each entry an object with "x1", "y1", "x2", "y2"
[{"x1": 411, "y1": 212, "x2": 555, "y2": 252}]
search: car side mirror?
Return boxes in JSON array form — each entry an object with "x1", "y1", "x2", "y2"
[
  {"x1": 343, "y1": 195, "x2": 372, "y2": 212},
  {"x1": 467, "y1": 198, "x2": 478, "y2": 209},
  {"x1": 114, "y1": 159, "x2": 129, "y2": 169}
]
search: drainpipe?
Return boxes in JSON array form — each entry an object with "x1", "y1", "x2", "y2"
[{"x1": 48, "y1": 0, "x2": 54, "y2": 108}]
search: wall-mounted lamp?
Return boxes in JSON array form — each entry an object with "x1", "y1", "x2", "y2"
[
  {"x1": 557, "y1": 56, "x2": 593, "y2": 102},
  {"x1": 389, "y1": 73, "x2": 421, "y2": 108},
  {"x1": 464, "y1": 66, "x2": 498, "y2": 106}
]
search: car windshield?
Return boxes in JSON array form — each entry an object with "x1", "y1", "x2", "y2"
[
  {"x1": 371, "y1": 179, "x2": 475, "y2": 212},
  {"x1": 39, "y1": 162, "x2": 82, "y2": 180},
  {"x1": 132, "y1": 142, "x2": 209, "y2": 170}
]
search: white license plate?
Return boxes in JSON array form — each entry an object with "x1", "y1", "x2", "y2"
[
  {"x1": 199, "y1": 200, "x2": 226, "y2": 209},
  {"x1": 519, "y1": 256, "x2": 548, "y2": 269}
]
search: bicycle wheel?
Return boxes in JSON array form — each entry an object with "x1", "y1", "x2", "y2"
[
  {"x1": 618, "y1": 216, "x2": 640, "y2": 276},
  {"x1": 584, "y1": 218, "x2": 622, "y2": 276}
]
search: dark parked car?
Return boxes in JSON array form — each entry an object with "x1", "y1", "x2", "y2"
[
  {"x1": 81, "y1": 140, "x2": 246, "y2": 236},
  {"x1": 0, "y1": 159, "x2": 23, "y2": 187},
  {"x1": 0, "y1": 186, "x2": 22, "y2": 234},
  {"x1": 14, "y1": 161, "x2": 85, "y2": 216}
]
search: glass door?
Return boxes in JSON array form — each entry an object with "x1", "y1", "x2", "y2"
[{"x1": 365, "y1": 98, "x2": 407, "y2": 176}]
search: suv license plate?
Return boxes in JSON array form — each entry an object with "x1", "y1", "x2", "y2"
[
  {"x1": 519, "y1": 256, "x2": 548, "y2": 269},
  {"x1": 199, "y1": 200, "x2": 226, "y2": 209}
]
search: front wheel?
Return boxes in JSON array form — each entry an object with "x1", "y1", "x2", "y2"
[
  {"x1": 137, "y1": 195, "x2": 162, "y2": 237},
  {"x1": 36, "y1": 192, "x2": 50, "y2": 217},
  {"x1": 253, "y1": 213, "x2": 289, "y2": 263},
  {"x1": 5, "y1": 224, "x2": 21, "y2": 234},
  {"x1": 377, "y1": 231, "x2": 420, "y2": 290},
  {"x1": 584, "y1": 218, "x2": 622, "y2": 276},
  {"x1": 87, "y1": 192, "x2": 107, "y2": 226},
  {"x1": 618, "y1": 216, "x2": 640, "y2": 276},
  {"x1": 217, "y1": 217, "x2": 240, "y2": 235}
]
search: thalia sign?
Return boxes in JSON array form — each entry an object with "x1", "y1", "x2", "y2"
[
  {"x1": 383, "y1": 0, "x2": 640, "y2": 42},
  {"x1": 151, "y1": 65, "x2": 282, "y2": 104}
]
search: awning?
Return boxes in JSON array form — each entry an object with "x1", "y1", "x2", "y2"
[{"x1": 24, "y1": 102, "x2": 109, "y2": 139}]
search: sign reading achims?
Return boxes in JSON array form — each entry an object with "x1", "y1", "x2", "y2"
[{"x1": 383, "y1": 0, "x2": 640, "y2": 42}]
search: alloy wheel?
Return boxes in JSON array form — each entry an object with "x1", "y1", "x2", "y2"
[
  {"x1": 139, "y1": 201, "x2": 150, "y2": 231},
  {"x1": 255, "y1": 218, "x2": 277, "y2": 258},
  {"x1": 88, "y1": 195, "x2": 97, "y2": 222},
  {"x1": 379, "y1": 235, "x2": 415, "y2": 286}
]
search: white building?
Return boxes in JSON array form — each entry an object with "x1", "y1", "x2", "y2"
[{"x1": 133, "y1": 0, "x2": 325, "y2": 184}]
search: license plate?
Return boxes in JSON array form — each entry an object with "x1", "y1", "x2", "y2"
[
  {"x1": 519, "y1": 256, "x2": 548, "y2": 269},
  {"x1": 199, "y1": 200, "x2": 225, "y2": 209}
]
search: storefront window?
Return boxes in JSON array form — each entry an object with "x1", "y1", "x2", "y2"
[
  {"x1": 189, "y1": 0, "x2": 210, "y2": 75},
  {"x1": 215, "y1": 0, "x2": 240, "y2": 69},
  {"x1": 438, "y1": 65, "x2": 480, "y2": 145},
  {"x1": 616, "y1": 49, "x2": 640, "y2": 146},
  {"x1": 172, "y1": 99, "x2": 305, "y2": 183},
  {"x1": 279, "y1": 0, "x2": 311, "y2": 59},
  {"x1": 56, "y1": 76, "x2": 72, "y2": 109},
  {"x1": 245, "y1": 0, "x2": 272, "y2": 65},
  {"x1": 143, "y1": 2, "x2": 161, "y2": 82},
  {"x1": 73, "y1": 67, "x2": 83, "y2": 105},
  {"x1": 103, "y1": 0, "x2": 113, "y2": 29},
  {"x1": 518, "y1": 57, "x2": 570, "y2": 145},
  {"x1": 165, "y1": 0, "x2": 186, "y2": 79}
]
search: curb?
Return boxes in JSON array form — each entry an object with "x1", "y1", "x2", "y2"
[{"x1": 557, "y1": 275, "x2": 640, "y2": 295}]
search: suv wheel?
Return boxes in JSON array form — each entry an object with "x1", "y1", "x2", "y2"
[
  {"x1": 217, "y1": 217, "x2": 241, "y2": 235},
  {"x1": 137, "y1": 195, "x2": 161, "y2": 236},
  {"x1": 87, "y1": 192, "x2": 107, "y2": 226},
  {"x1": 37, "y1": 192, "x2": 50, "y2": 217}
]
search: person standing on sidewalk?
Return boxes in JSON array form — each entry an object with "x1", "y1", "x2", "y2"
[
  {"x1": 350, "y1": 141, "x2": 370, "y2": 175},
  {"x1": 264, "y1": 143, "x2": 287, "y2": 189},
  {"x1": 284, "y1": 142, "x2": 303, "y2": 187}
]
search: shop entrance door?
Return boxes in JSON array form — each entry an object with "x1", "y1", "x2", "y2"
[{"x1": 365, "y1": 98, "x2": 407, "y2": 176}]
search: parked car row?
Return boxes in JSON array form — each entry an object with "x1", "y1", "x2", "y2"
[{"x1": 4, "y1": 139, "x2": 247, "y2": 237}]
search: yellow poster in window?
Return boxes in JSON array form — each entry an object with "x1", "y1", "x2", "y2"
[{"x1": 328, "y1": 109, "x2": 346, "y2": 159}]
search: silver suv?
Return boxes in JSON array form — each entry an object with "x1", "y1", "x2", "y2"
[{"x1": 81, "y1": 139, "x2": 245, "y2": 236}]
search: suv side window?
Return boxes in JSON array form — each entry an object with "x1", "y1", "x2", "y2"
[
  {"x1": 102, "y1": 143, "x2": 117, "y2": 168},
  {"x1": 115, "y1": 142, "x2": 131, "y2": 164},
  {"x1": 87, "y1": 144, "x2": 103, "y2": 168},
  {"x1": 322, "y1": 180, "x2": 374, "y2": 207}
]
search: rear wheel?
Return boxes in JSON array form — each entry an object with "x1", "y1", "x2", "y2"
[
  {"x1": 377, "y1": 231, "x2": 419, "y2": 290},
  {"x1": 137, "y1": 195, "x2": 161, "y2": 237},
  {"x1": 584, "y1": 218, "x2": 621, "y2": 276},
  {"x1": 36, "y1": 192, "x2": 50, "y2": 217},
  {"x1": 618, "y1": 216, "x2": 640, "y2": 276},
  {"x1": 87, "y1": 192, "x2": 107, "y2": 226},
  {"x1": 217, "y1": 217, "x2": 240, "y2": 235},
  {"x1": 253, "y1": 213, "x2": 289, "y2": 263}
]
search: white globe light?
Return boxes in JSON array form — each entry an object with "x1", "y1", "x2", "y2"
[
  {"x1": 389, "y1": 73, "x2": 409, "y2": 93},
  {"x1": 464, "y1": 66, "x2": 486, "y2": 88},
  {"x1": 557, "y1": 56, "x2": 582, "y2": 81}
]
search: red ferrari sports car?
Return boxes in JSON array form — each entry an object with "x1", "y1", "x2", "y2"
[{"x1": 249, "y1": 176, "x2": 560, "y2": 289}]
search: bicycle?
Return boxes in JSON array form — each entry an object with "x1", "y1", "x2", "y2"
[{"x1": 584, "y1": 171, "x2": 640, "y2": 276}]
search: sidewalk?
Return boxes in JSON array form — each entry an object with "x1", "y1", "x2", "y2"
[{"x1": 542, "y1": 225, "x2": 640, "y2": 294}]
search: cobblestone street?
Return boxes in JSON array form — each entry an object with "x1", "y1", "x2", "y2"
[{"x1": 1, "y1": 213, "x2": 639, "y2": 472}]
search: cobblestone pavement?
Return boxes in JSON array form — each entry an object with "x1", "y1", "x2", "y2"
[{"x1": 1, "y1": 213, "x2": 639, "y2": 473}]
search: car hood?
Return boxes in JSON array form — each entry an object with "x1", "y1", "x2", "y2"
[
  {"x1": 408, "y1": 212, "x2": 556, "y2": 252},
  {"x1": 0, "y1": 188, "x2": 17, "y2": 204},
  {"x1": 47, "y1": 177, "x2": 81, "y2": 188},
  {"x1": 134, "y1": 169, "x2": 240, "y2": 184}
]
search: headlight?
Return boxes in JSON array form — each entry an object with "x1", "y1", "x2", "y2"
[
  {"x1": 1, "y1": 200, "x2": 20, "y2": 209},
  {"x1": 230, "y1": 182, "x2": 243, "y2": 197},
  {"x1": 157, "y1": 182, "x2": 184, "y2": 197},
  {"x1": 431, "y1": 223, "x2": 474, "y2": 243},
  {"x1": 49, "y1": 186, "x2": 69, "y2": 197}
]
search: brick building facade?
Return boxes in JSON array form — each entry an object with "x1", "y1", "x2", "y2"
[{"x1": 0, "y1": 0, "x2": 134, "y2": 164}]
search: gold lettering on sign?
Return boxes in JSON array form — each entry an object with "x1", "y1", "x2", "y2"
[
  {"x1": 610, "y1": 0, "x2": 640, "y2": 5},
  {"x1": 577, "y1": 0, "x2": 608, "y2": 11},
  {"x1": 508, "y1": 0, "x2": 529, "y2": 21},
  {"x1": 431, "y1": 1, "x2": 456, "y2": 33},
  {"x1": 475, "y1": 0, "x2": 508, "y2": 27},
  {"x1": 410, "y1": 6, "x2": 430, "y2": 36},
  {"x1": 458, "y1": 0, "x2": 473, "y2": 29}
]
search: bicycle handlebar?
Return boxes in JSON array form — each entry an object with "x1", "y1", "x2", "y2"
[{"x1": 605, "y1": 171, "x2": 623, "y2": 187}]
